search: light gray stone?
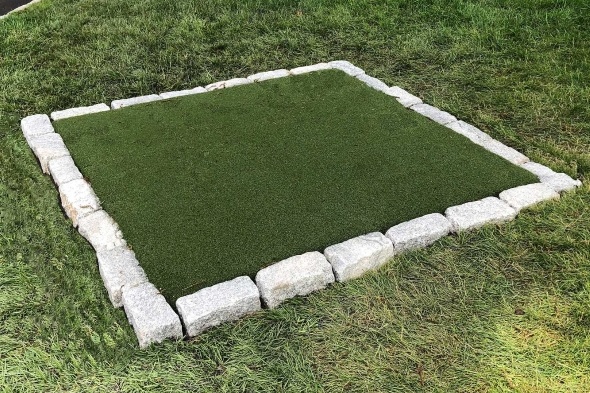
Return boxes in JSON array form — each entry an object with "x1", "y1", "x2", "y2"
[
  {"x1": 385, "y1": 213, "x2": 452, "y2": 253},
  {"x1": 122, "y1": 282, "x2": 183, "y2": 349},
  {"x1": 445, "y1": 120, "x2": 493, "y2": 145},
  {"x1": 58, "y1": 179, "x2": 101, "y2": 226},
  {"x1": 247, "y1": 69, "x2": 290, "y2": 82},
  {"x1": 480, "y1": 139, "x2": 529, "y2": 165},
  {"x1": 50, "y1": 103, "x2": 110, "y2": 121},
  {"x1": 385, "y1": 86, "x2": 423, "y2": 107},
  {"x1": 328, "y1": 60, "x2": 365, "y2": 77},
  {"x1": 540, "y1": 173, "x2": 582, "y2": 193},
  {"x1": 111, "y1": 94, "x2": 162, "y2": 109},
  {"x1": 176, "y1": 276, "x2": 261, "y2": 337},
  {"x1": 205, "y1": 78, "x2": 252, "y2": 91},
  {"x1": 445, "y1": 197, "x2": 517, "y2": 232},
  {"x1": 290, "y1": 63, "x2": 332, "y2": 75},
  {"x1": 159, "y1": 87, "x2": 207, "y2": 99},
  {"x1": 499, "y1": 183, "x2": 560, "y2": 212},
  {"x1": 27, "y1": 133, "x2": 70, "y2": 173},
  {"x1": 324, "y1": 232, "x2": 394, "y2": 282},
  {"x1": 520, "y1": 162, "x2": 557, "y2": 179},
  {"x1": 21, "y1": 114, "x2": 54, "y2": 140},
  {"x1": 77, "y1": 210, "x2": 126, "y2": 251},
  {"x1": 355, "y1": 73, "x2": 390, "y2": 93},
  {"x1": 411, "y1": 104, "x2": 458, "y2": 125},
  {"x1": 255, "y1": 251, "x2": 334, "y2": 309},
  {"x1": 96, "y1": 247, "x2": 148, "y2": 307},
  {"x1": 47, "y1": 155, "x2": 83, "y2": 186}
]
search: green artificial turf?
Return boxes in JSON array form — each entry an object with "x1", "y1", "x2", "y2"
[{"x1": 54, "y1": 69, "x2": 536, "y2": 302}]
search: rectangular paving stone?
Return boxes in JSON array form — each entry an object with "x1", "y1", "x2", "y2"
[
  {"x1": 50, "y1": 103, "x2": 110, "y2": 121},
  {"x1": 122, "y1": 282, "x2": 183, "y2": 349},
  {"x1": 77, "y1": 210, "x2": 126, "y2": 251},
  {"x1": 255, "y1": 251, "x2": 334, "y2": 309},
  {"x1": 111, "y1": 94, "x2": 162, "y2": 109},
  {"x1": 176, "y1": 276, "x2": 261, "y2": 337},
  {"x1": 499, "y1": 183, "x2": 560, "y2": 212},
  {"x1": 205, "y1": 78, "x2": 252, "y2": 91},
  {"x1": 58, "y1": 178, "x2": 101, "y2": 226},
  {"x1": 247, "y1": 69, "x2": 290, "y2": 82},
  {"x1": 355, "y1": 73, "x2": 390, "y2": 93},
  {"x1": 21, "y1": 114, "x2": 54, "y2": 140},
  {"x1": 159, "y1": 87, "x2": 206, "y2": 99},
  {"x1": 539, "y1": 173, "x2": 582, "y2": 193},
  {"x1": 445, "y1": 120, "x2": 493, "y2": 145},
  {"x1": 385, "y1": 213, "x2": 452, "y2": 253},
  {"x1": 445, "y1": 197, "x2": 517, "y2": 232},
  {"x1": 385, "y1": 86, "x2": 423, "y2": 107},
  {"x1": 324, "y1": 232, "x2": 394, "y2": 282},
  {"x1": 328, "y1": 60, "x2": 365, "y2": 77},
  {"x1": 96, "y1": 247, "x2": 149, "y2": 307},
  {"x1": 290, "y1": 63, "x2": 332, "y2": 75},
  {"x1": 47, "y1": 155, "x2": 83, "y2": 186},
  {"x1": 480, "y1": 139, "x2": 529, "y2": 165},
  {"x1": 27, "y1": 133, "x2": 70, "y2": 173},
  {"x1": 411, "y1": 104, "x2": 457, "y2": 125}
]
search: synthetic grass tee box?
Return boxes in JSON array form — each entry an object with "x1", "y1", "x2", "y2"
[{"x1": 54, "y1": 70, "x2": 537, "y2": 302}]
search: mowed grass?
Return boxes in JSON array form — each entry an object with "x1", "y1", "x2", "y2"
[
  {"x1": 0, "y1": 0, "x2": 589, "y2": 391},
  {"x1": 55, "y1": 70, "x2": 536, "y2": 301}
]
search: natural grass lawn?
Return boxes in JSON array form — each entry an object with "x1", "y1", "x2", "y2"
[
  {"x1": 0, "y1": 0, "x2": 589, "y2": 391},
  {"x1": 54, "y1": 70, "x2": 536, "y2": 301}
]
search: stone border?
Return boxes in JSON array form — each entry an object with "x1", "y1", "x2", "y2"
[
  {"x1": 20, "y1": 61, "x2": 582, "y2": 348},
  {"x1": 0, "y1": 0, "x2": 43, "y2": 20}
]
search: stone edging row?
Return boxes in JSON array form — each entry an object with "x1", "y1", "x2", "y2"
[{"x1": 20, "y1": 61, "x2": 582, "y2": 348}]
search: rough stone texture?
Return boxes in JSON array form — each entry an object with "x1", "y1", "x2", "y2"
[
  {"x1": 499, "y1": 183, "x2": 560, "y2": 212},
  {"x1": 540, "y1": 173, "x2": 582, "y2": 193},
  {"x1": 111, "y1": 94, "x2": 162, "y2": 109},
  {"x1": 21, "y1": 114, "x2": 54, "y2": 140},
  {"x1": 355, "y1": 73, "x2": 390, "y2": 93},
  {"x1": 385, "y1": 213, "x2": 452, "y2": 253},
  {"x1": 445, "y1": 121, "x2": 493, "y2": 145},
  {"x1": 205, "y1": 78, "x2": 252, "y2": 91},
  {"x1": 176, "y1": 276, "x2": 261, "y2": 337},
  {"x1": 411, "y1": 104, "x2": 458, "y2": 125},
  {"x1": 445, "y1": 197, "x2": 517, "y2": 232},
  {"x1": 290, "y1": 63, "x2": 332, "y2": 75},
  {"x1": 520, "y1": 162, "x2": 557, "y2": 178},
  {"x1": 58, "y1": 179, "x2": 101, "y2": 226},
  {"x1": 27, "y1": 133, "x2": 70, "y2": 173},
  {"x1": 255, "y1": 251, "x2": 335, "y2": 309},
  {"x1": 247, "y1": 69, "x2": 290, "y2": 82},
  {"x1": 324, "y1": 232, "x2": 394, "y2": 282},
  {"x1": 47, "y1": 155, "x2": 83, "y2": 186},
  {"x1": 328, "y1": 60, "x2": 365, "y2": 77},
  {"x1": 480, "y1": 139, "x2": 529, "y2": 165},
  {"x1": 122, "y1": 282, "x2": 183, "y2": 349},
  {"x1": 50, "y1": 103, "x2": 110, "y2": 121},
  {"x1": 159, "y1": 87, "x2": 206, "y2": 99},
  {"x1": 77, "y1": 210, "x2": 126, "y2": 251},
  {"x1": 385, "y1": 86, "x2": 423, "y2": 107},
  {"x1": 96, "y1": 247, "x2": 148, "y2": 307}
]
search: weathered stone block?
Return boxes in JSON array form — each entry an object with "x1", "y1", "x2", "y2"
[
  {"x1": 290, "y1": 63, "x2": 332, "y2": 75},
  {"x1": 205, "y1": 78, "x2": 252, "y2": 91},
  {"x1": 328, "y1": 60, "x2": 365, "y2": 77},
  {"x1": 77, "y1": 210, "x2": 126, "y2": 251},
  {"x1": 111, "y1": 94, "x2": 162, "y2": 109},
  {"x1": 385, "y1": 213, "x2": 452, "y2": 253},
  {"x1": 50, "y1": 103, "x2": 110, "y2": 121},
  {"x1": 247, "y1": 69, "x2": 290, "y2": 82},
  {"x1": 324, "y1": 232, "x2": 394, "y2": 282},
  {"x1": 122, "y1": 282, "x2": 183, "y2": 349},
  {"x1": 27, "y1": 133, "x2": 70, "y2": 173},
  {"x1": 21, "y1": 114, "x2": 54, "y2": 140},
  {"x1": 385, "y1": 86, "x2": 423, "y2": 107},
  {"x1": 411, "y1": 104, "x2": 458, "y2": 125},
  {"x1": 499, "y1": 183, "x2": 560, "y2": 212},
  {"x1": 47, "y1": 155, "x2": 83, "y2": 186},
  {"x1": 176, "y1": 276, "x2": 261, "y2": 337},
  {"x1": 58, "y1": 179, "x2": 101, "y2": 226},
  {"x1": 445, "y1": 121, "x2": 492, "y2": 145},
  {"x1": 520, "y1": 162, "x2": 557, "y2": 179},
  {"x1": 159, "y1": 87, "x2": 206, "y2": 99},
  {"x1": 445, "y1": 197, "x2": 517, "y2": 232},
  {"x1": 355, "y1": 73, "x2": 390, "y2": 93},
  {"x1": 540, "y1": 173, "x2": 582, "y2": 193},
  {"x1": 255, "y1": 251, "x2": 334, "y2": 309},
  {"x1": 96, "y1": 247, "x2": 148, "y2": 307},
  {"x1": 480, "y1": 139, "x2": 529, "y2": 165}
]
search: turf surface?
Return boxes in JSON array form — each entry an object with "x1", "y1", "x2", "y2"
[{"x1": 54, "y1": 69, "x2": 536, "y2": 302}]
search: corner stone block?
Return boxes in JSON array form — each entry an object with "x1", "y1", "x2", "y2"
[
  {"x1": 50, "y1": 103, "x2": 110, "y2": 121},
  {"x1": 255, "y1": 251, "x2": 334, "y2": 309},
  {"x1": 27, "y1": 133, "x2": 70, "y2": 173},
  {"x1": 176, "y1": 276, "x2": 261, "y2": 337},
  {"x1": 21, "y1": 114, "x2": 54, "y2": 141},
  {"x1": 411, "y1": 104, "x2": 458, "y2": 125},
  {"x1": 159, "y1": 87, "x2": 206, "y2": 99},
  {"x1": 47, "y1": 155, "x2": 83, "y2": 187},
  {"x1": 385, "y1": 86, "x2": 423, "y2": 107},
  {"x1": 445, "y1": 197, "x2": 517, "y2": 232},
  {"x1": 385, "y1": 213, "x2": 452, "y2": 253},
  {"x1": 324, "y1": 232, "x2": 394, "y2": 282},
  {"x1": 480, "y1": 139, "x2": 529, "y2": 165},
  {"x1": 328, "y1": 60, "x2": 365, "y2": 77},
  {"x1": 96, "y1": 247, "x2": 148, "y2": 307},
  {"x1": 247, "y1": 69, "x2": 290, "y2": 82},
  {"x1": 58, "y1": 178, "x2": 101, "y2": 226},
  {"x1": 355, "y1": 73, "x2": 390, "y2": 94},
  {"x1": 445, "y1": 121, "x2": 492, "y2": 145},
  {"x1": 122, "y1": 282, "x2": 183, "y2": 349},
  {"x1": 77, "y1": 210, "x2": 126, "y2": 251},
  {"x1": 111, "y1": 94, "x2": 162, "y2": 109},
  {"x1": 290, "y1": 63, "x2": 332, "y2": 75},
  {"x1": 539, "y1": 173, "x2": 582, "y2": 193},
  {"x1": 499, "y1": 183, "x2": 560, "y2": 212}
]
